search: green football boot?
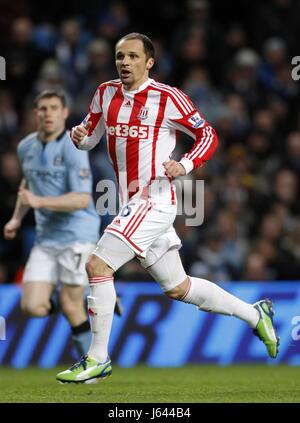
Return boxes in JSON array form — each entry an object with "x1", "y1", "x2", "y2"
[
  {"x1": 253, "y1": 299, "x2": 280, "y2": 359},
  {"x1": 56, "y1": 355, "x2": 112, "y2": 384}
]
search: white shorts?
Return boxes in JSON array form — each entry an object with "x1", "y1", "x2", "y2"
[
  {"x1": 104, "y1": 200, "x2": 178, "y2": 259},
  {"x1": 22, "y1": 242, "x2": 95, "y2": 286}
]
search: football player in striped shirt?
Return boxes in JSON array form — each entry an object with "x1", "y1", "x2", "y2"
[{"x1": 56, "y1": 33, "x2": 279, "y2": 384}]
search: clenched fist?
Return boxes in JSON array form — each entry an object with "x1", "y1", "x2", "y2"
[
  {"x1": 4, "y1": 218, "x2": 21, "y2": 240},
  {"x1": 71, "y1": 121, "x2": 92, "y2": 148},
  {"x1": 163, "y1": 160, "x2": 186, "y2": 178}
]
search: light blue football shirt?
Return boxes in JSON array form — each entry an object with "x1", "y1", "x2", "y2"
[{"x1": 17, "y1": 130, "x2": 100, "y2": 246}]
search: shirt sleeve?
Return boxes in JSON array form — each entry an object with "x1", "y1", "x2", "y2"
[
  {"x1": 73, "y1": 86, "x2": 106, "y2": 151},
  {"x1": 64, "y1": 138, "x2": 93, "y2": 194},
  {"x1": 17, "y1": 136, "x2": 32, "y2": 164},
  {"x1": 165, "y1": 88, "x2": 219, "y2": 174}
]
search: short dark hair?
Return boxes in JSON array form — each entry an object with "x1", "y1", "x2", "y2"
[
  {"x1": 34, "y1": 89, "x2": 67, "y2": 108},
  {"x1": 116, "y1": 33, "x2": 155, "y2": 60}
]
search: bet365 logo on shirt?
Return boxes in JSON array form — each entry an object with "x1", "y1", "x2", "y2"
[{"x1": 107, "y1": 123, "x2": 149, "y2": 139}]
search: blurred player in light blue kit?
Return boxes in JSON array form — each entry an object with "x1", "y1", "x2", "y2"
[{"x1": 4, "y1": 89, "x2": 120, "y2": 358}]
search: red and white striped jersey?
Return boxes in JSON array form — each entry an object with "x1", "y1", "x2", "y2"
[{"x1": 78, "y1": 78, "x2": 218, "y2": 207}]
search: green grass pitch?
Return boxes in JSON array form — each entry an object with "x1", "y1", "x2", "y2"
[{"x1": 0, "y1": 365, "x2": 299, "y2": 403}]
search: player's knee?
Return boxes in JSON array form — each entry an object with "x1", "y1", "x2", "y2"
[
  {"x1": 164, "y1": 286, "x2": 184, "y2": 300},
  {"x1": 21, "y1": 300, "x2": 48, "y2": 317},
  {"x1": 165, "y1": 277, "x2": 189, "y2": 301},
  {"x1": 85, "y1": 254, "x2": 113, "y2": 278}
]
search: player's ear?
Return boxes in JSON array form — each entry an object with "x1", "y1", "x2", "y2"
[
  {"x1": 146, "y1": 57, "x2": 155, "y2": 70},
  {"x1": 33, "y1": 107, "x2": 40, "y2": 123},
  {"x1": 63, "y1": 107, "x2": 69, "y2": 119}
]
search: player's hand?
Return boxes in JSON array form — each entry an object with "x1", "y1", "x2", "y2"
[
  {"x1": 4, "y1": 218, "x2": 21, "y2": 240},
  {"x1": 163, "y1": 160, "x2": 186, "y2": 178},
  {"x1": 18, "y1": 188, "x2": 41, "y2": 208},
  {"x1": 71, "y1": 121, "x2": 92, "y2": 147}
]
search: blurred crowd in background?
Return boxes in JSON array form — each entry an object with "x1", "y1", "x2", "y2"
[{"x1": 1, "y1": 0, "x2": 300, "y2": 283}]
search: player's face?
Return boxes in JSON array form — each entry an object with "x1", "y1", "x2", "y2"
[
  {"x1": 35, "y1": 97, "x2": 68, "y2": 138},
  {"x1": 115, "y1": 39, "x2": 154, "y2": 90}
]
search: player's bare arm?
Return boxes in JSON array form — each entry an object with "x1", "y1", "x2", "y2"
[
  {"x1": 4, "y1": 178, "x2": 29, "y2": 240},
  {"x1": 18, "y1": 189, "x2": 91, "y2": 212}
]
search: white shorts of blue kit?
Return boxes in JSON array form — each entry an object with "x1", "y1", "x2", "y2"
[{"x1": 22, "y1": 242, "x2": 95, "y2": 286}]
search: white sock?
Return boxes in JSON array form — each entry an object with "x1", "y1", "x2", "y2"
[
  {"x1": 182, "y1": 276, "x2": 259, "y2": 328},
  {"x1": 87, "y1": 276, "x2": 116, "y2": 362}
]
